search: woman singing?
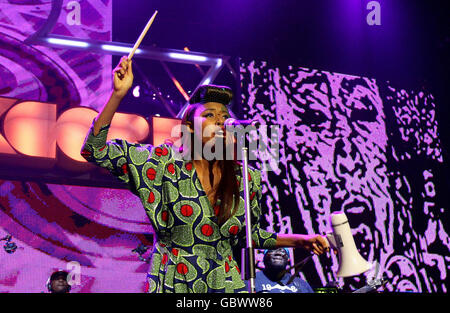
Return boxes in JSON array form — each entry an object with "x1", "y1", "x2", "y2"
[{"x1": 80, "y1": 57, "x2": 329, "y2": 293}]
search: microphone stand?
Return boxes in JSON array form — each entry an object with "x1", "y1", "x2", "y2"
[{"x1": 241, "y1": 146, "x2": 256, "y2": 293}]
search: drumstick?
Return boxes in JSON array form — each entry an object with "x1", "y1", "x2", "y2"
[{"x1": 127, "y1": 10, "x2": 158, "y2": 60}]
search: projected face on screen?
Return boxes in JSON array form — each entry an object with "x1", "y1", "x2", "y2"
[
  {"x1": 283, "y1": 69, "x2": 393, "y2": 261},
  {"x1": 240, "y1": 61, "x2": 450, "y2": 292},
  {"x1": 244, "y1": 64, "x2": 393, "y2": 286}
]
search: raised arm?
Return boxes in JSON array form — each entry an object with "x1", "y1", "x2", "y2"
[
  {"x1": 93, "y1": 56, "x2": 134, "y2": 135},
  {"x1": 80, "y1": 56, "x2": 137, "y2": 188}
]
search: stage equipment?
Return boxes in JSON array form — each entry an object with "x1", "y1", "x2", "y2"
[
  {"x1": 315, "y1": 281, "x2": 342, "y2": 293},
  {"x1": 1, "y1": 235, "x2": 18, "y2": 254},
  {"x1": 325, "y1": 212, "x2": 371, "y2": 277},
  {"x1": 353, "y1": 275, "x2": 387, "y2": 293},
  {"x1": 240, "y1": 146, "x2": 256, "y2": 293},
  {"x1": 352, "y1": 261, "x2": 387, "y2": 293}
]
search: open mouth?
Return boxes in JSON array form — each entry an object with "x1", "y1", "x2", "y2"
[{"x1": 342, "y1": 196, "x2": 371, "y2": 214}]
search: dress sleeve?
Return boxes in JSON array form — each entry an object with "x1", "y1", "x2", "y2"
[
  {"x1": 248, "y1": 169, "x2": 278, "y2": 249},
  {"x1": 80, "y1": 120, "x2": 171, "y2": 194}
]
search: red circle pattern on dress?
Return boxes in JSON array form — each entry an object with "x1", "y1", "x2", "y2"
[
  {"x1": 147, "y1": 191, "x2": 155, "y2": 204},
  {"x1": 180, "y1": 205, "x2": 193, "y2": 217},
  {"x1": 146, "y1": 168, "x2": 156, "y2": 180},
  {"x1": 201, "y1": 224, "x2": 214, "y2": 237},
  {"x1": 177, "y1": 263, "x2": 189, "y2": 275},
  {"x1": 229, "y1": 225, "x2": 239, "y2": 235},
  {"x1": 167, "y1": 163, "x2": 175, "y2": 175}
]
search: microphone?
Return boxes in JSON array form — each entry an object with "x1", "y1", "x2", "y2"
[{"x1": 224, "y1": 118, "x2": 260, "y2": 127}]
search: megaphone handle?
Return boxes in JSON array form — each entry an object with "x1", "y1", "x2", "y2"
[{"x1": 325, "y1": 232, "x2": 337, "y2": 250}]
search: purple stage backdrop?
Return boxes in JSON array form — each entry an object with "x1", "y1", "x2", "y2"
[
  {"x1": 0, "y1": 0, "x2": 113, "y2": 109},
  {"x1": 240, "y1": 60, "x2": 448, "y2": 292},
  {"x1": 0, "y1": 1, "x2": 448, "y2": 294},
  {"x1": 0, "y1": 0, "x2": 155, "y2": 293}
]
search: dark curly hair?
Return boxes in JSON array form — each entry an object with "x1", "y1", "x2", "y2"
[{"x1": 188, "y1": 84, "x2": 233, "y2": 106}]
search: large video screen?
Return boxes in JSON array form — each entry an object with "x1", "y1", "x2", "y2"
[{"x1": 240, "y1": 60, "x2": 448, "y2": 292}]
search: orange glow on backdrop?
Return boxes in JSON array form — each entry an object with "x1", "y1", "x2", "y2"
[
  {"x1": 0, "y1": 97, "x2": 177, "y2": 173},
  {"x1": 109, "y1": 113, "x2": 150, "y2": 145},
  {"x1": 152, "y1": 116, "x2": 181, "y2": 146},
  {"x1": 0, "y1": 97, "x2": 17, "y2": 154},
  {"x1": 56, "y1": 109, "x2": 149, "y2": 163},
  {"x1": 56, "y1": 107, "x2": 98, "y2": 162},
  {"x1": 3, "y1": 101, "x2": 57, "y2": 158}
]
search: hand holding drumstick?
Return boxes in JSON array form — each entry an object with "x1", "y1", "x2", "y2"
[
  {"x1": 93, "y1": 10, "x2": 157, "y2": 135},
  {"x1": 92, "y1": 56, "x2": 133, "y2": 135},
  {"x1": 113, "y1": 56, "x2": 133, "y2": 99}
]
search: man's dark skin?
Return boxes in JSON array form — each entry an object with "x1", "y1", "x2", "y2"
[
  {"x1": 263, "y1": 248, "x2": 290, "y2": 282},
  {"x1": 49, "y1": 272, "x2": 71, "y2": 293}
]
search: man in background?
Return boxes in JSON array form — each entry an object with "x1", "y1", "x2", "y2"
[
  {"x1": 47, "y1": 270, "x2": 71, "y2": 293},
  {"x1": 254, "y1": 248, "x2": 314, "y2": 293}
]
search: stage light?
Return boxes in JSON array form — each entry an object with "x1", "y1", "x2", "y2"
[
  {"x1": 133, "y1": 85, "x2": 140, "y2": 97},
  {"x1": 168, "y1": 53, "x2": 208, "y2": 62},
  {"x1": 47, "y1": 38, "x2": 89, "y2": 48},
  {"x1": 101, "y1": 44, "x2": 142, "y2": 54}
]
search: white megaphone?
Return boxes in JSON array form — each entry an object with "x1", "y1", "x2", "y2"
[{"x1": 326, "y1": 212, "x2": 371, "y2": 277}]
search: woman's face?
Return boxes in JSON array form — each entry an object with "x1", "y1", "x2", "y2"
[{"x1": 193, "y1": 102, "x2": 231, "y2": 145}]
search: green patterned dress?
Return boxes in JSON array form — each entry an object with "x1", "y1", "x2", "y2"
[{"x1": 81, "y1": 122, "x2": 278, "y2": 293}]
